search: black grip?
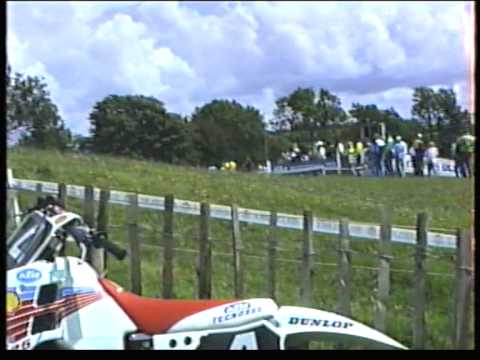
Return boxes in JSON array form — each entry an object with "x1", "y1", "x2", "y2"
[{"x1": 102, "y1": 238, "x2": 127, "y2": 260}]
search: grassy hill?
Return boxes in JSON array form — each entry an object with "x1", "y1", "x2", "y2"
[
  {"x1": 7, "y1": 147, "x2": 474, "y2": 349},
  {"x1": 8, "y1": 147, "x2": 473, "y2": 229}
]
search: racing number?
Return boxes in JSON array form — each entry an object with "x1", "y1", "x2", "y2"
[{"x1": 197, "y1": 325, "x2": 280, "y2": 349}]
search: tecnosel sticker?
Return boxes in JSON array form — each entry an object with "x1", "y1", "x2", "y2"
[{"x1": 212, "y1": 302, "x2": 262, "y2": 324}]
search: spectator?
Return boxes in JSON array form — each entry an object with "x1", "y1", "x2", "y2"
[
  {"x1": 457, "y1": 133, "x2": 475, "y2": 178},
  {"x1": 301, "y1": 153, "x2": 310, "y2": 162},
  {"x1": 412, "y1": 133, "x2": 425, "y2": 176},
  {"x1": 384, "y1": 136, "x2": 395, "y2": 176},
  {"x1": 409, "y1": 145, "x2": 416, "y2": 175},
  {"x1": 355, "y1": 140, "x2": 364, "y2": 167},
  {"x1": 364, "y1": 141, "x2": 376, "y2": 176},
  {"x1": 326, "y1": 141, "x2": 335, "y2": 160},
  {"x1": 336, "y1": 140, "x2": 346, "y2": 168},
  {"x1": 450, "y1": 142, "x2": 461, "y2": 178},
  {"x1": 315, "y1": 141, "x2": 327, "y2": 165},
  {"x1": 425, "y1": 141, "x2": 439, "y2": 176},
  {"x1": 373, "y1": 134, "x2": 386, "y2": 176},
  {"x1": 394, "y1": 136, "x2": 408, "y2": 177},
  {"x1": 347, "y1": 141, "x2": 358, "y2": 175}
]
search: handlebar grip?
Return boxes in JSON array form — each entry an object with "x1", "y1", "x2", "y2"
[{"x1": 102, "y1": 238, "x2": 127, "y2": 260}]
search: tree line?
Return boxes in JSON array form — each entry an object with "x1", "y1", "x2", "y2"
[{"x1": 6, "y1": 66, "x2": 472, "y2": 169}]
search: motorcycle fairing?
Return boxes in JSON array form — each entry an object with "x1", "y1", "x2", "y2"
[
  {"x1": 7, "y1": 257, "x2": 138, "y2": 350},
  {"x1": 275, "y1": 306, "x2": 407, "y2": 349},
  {"x1": 143, "y1": 307, "x2": 407, "y2": 349}
]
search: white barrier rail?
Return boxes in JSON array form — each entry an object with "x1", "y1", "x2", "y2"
[{"x1": 9, "y1": 175, "x2": 457, "y2": 250}]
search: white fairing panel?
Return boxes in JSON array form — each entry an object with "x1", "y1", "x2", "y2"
[
  {"x1": 168, "y1": 299, "x2": 278, "y2": 332},
  {"x1": 7, "y1": 257, "x2": 137, "y2": 350},
  {"x1": 275, "y1": 306, "x2": 407, "y2": 349}
]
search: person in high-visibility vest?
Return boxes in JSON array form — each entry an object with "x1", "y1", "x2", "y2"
[
  {"x1": 355, "y1": 140, "x2": 364, "y2": 166},
  {"x1": 347, "y1": 141, "x2": 358, "y2": 175}
]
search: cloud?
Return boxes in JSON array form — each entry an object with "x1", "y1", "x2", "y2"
[{"x1": 7, "y1": 1, "x2": 473, "y2": 135}]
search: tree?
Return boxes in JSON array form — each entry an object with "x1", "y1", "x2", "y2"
[
  {"x1": 272, "y1": 87, "x2": 347, "y2": 142},
  {"x1": 412, "y1": 87, "x2": 470, "y2": 154},
  {"x1": 89, "y1": 95, "x2": 189, "y2": 163},
  {"x1": 349, "y1": 103, "x2": 386, "y2": 139},
  {"x1": 6, "y1": 65, "x2": 70, "y2": 149},
  {"x1": 190, "y1": 99, "x2": 266, "y2": 168}
]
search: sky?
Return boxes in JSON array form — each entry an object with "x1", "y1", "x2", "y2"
[{"x1": 7, "y1": 1, "x2": 475, "y2": 135}]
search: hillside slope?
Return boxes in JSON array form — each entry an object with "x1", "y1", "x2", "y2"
[{"x1": 7, "y1": 147, "x2": 473, "y2": 230}]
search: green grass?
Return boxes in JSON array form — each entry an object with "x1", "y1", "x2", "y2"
[{"x1": 7, "y1": 147, "x2": 474, "y2": 349}]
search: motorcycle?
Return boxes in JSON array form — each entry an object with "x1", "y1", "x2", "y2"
[{"x1": 7, "y1": 196, "x2": 407, "y2": 350}]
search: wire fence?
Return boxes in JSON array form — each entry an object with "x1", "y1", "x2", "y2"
[{"x1": 6, "y1": 179, "x2": 474, "y2": 349}]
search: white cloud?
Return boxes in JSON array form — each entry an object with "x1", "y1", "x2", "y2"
[{"x1": 7, "y1": 1, "x2": 473, "y2": 135}]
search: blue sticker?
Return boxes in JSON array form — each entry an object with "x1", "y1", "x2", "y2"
[{"x1": 16, "y1": 268, "x2": 42, "y2": 283}]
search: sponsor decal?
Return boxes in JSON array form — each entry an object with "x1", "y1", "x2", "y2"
[
  {"x1": 54, "y1": 215, "x2": 68, "y2": 224},
  {"x1": 7, "y1": 287, "x2": 102, "y2": 345},
  {"x1": 212, "y1": 302, "x2": 262, "y2": 324},
  {"x1": 288, "y1": 317, "x2": 354, "y2": 329},
  {"x1": 16, "y1": 268, "x2": 42, "y2": 283},
  {"x1": 7, "y1": 292, "x2": 21, "y2": 314}
]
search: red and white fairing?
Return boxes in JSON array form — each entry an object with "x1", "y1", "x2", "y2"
[
  {"x1": 6, "y1": 210, "x2": 407, "y2": 350},
  {"x1": 7, "y1": 257, "x2": 137, "y2": 350}
]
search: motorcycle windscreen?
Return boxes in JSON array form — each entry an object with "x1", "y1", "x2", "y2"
[
  {"x1": 7, "y1": 212, "x2": 52, "y2": 269},
  {"x1": 277, "y1": 306, "x2": 407, "y2": 350}
]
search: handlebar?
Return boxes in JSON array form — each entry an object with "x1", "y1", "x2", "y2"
[
  {"x1": 64, "y1": 226, "x2": 127, "y2": 261},
  {"x1": 93, "y1": 232, "x2": 127, "y2": 260}
]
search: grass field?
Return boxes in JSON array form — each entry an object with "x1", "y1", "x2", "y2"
[{"x1": 7, "y1": 147, "x2": 474, "y2": 349}]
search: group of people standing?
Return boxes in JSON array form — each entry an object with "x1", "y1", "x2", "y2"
[
  {"x1": 277, "y1": 132, "x2": 474, "y2": 178},
  {"x1": 363, "y1": 134, "x2": 414, "y2": 177},
  {"x1": 316, "y1": 133, "x2": 469, "y2": 178}
]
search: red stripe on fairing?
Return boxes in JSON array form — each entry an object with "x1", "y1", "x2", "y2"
[
  {"x1": 62, "y1": 295, "x2": 102, "y2": 318},
  {"x1": 6, "y1": 293, "x2": 102, "y2": 343},
  {"x1": 9, "y1": 327, "x2": 30, "y2": 342},
  {"x1": 59, "y1": 294, "x2": 100, "y2": 316},
  {"x1": 6, "y1": 294, "x2": 98, "y2": 331},
  {"x1": 7, "y1": 293, "x2": 97, "y2": 324}
]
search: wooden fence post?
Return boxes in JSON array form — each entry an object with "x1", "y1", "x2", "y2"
[
  {"x1": 413, "y1": 212, "x2": 428, "y2": 349},
  {"x1": 337, "y1": 218, "x2": 352, "y2": 317},
  {"x1": 374, "y1": 209, "x2": 392, "y2": 333},
  {"x1": 83, "y1": 185, "x2": 95, "y2": 226},
  {"x1": 231, "y1": 205, "x2": 244, "y2": 298},
  {"x1": 300, "y1": 210, "x2": 314, "y2": 307},
  {"x1": 83, "y1": 185, "x2": 97, "y2": 267},
  {"x1": 198, "y1": 202, "x2": 212, "y2": 299},
  {"x1": 36, "y1": 182, "x2": 43, "y2": 198},
  {"x1": 162, "y1": 194, "x2": 175, "y2": 299},
  {"x1": 58, "y1": 183, "x2": 67, "y2": 208},
  {"x1": 267, "y1": 211, "x2": 278, "y2": 300},
  {"x1": 7, "y1": 169, "x2": 21, "y2": 228},
  {"x1": 127, "y1": 193, "x2": 142, "y2": 295},
  {"x1": 454, "y1": 228, "x2": 474, "y2": 349},
  {"x1": 93, "y1": 189, "x2": 110, "y2": 277},
  {"x1": 57, "y1": 183, "x2": 68, "y2": 256}
]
